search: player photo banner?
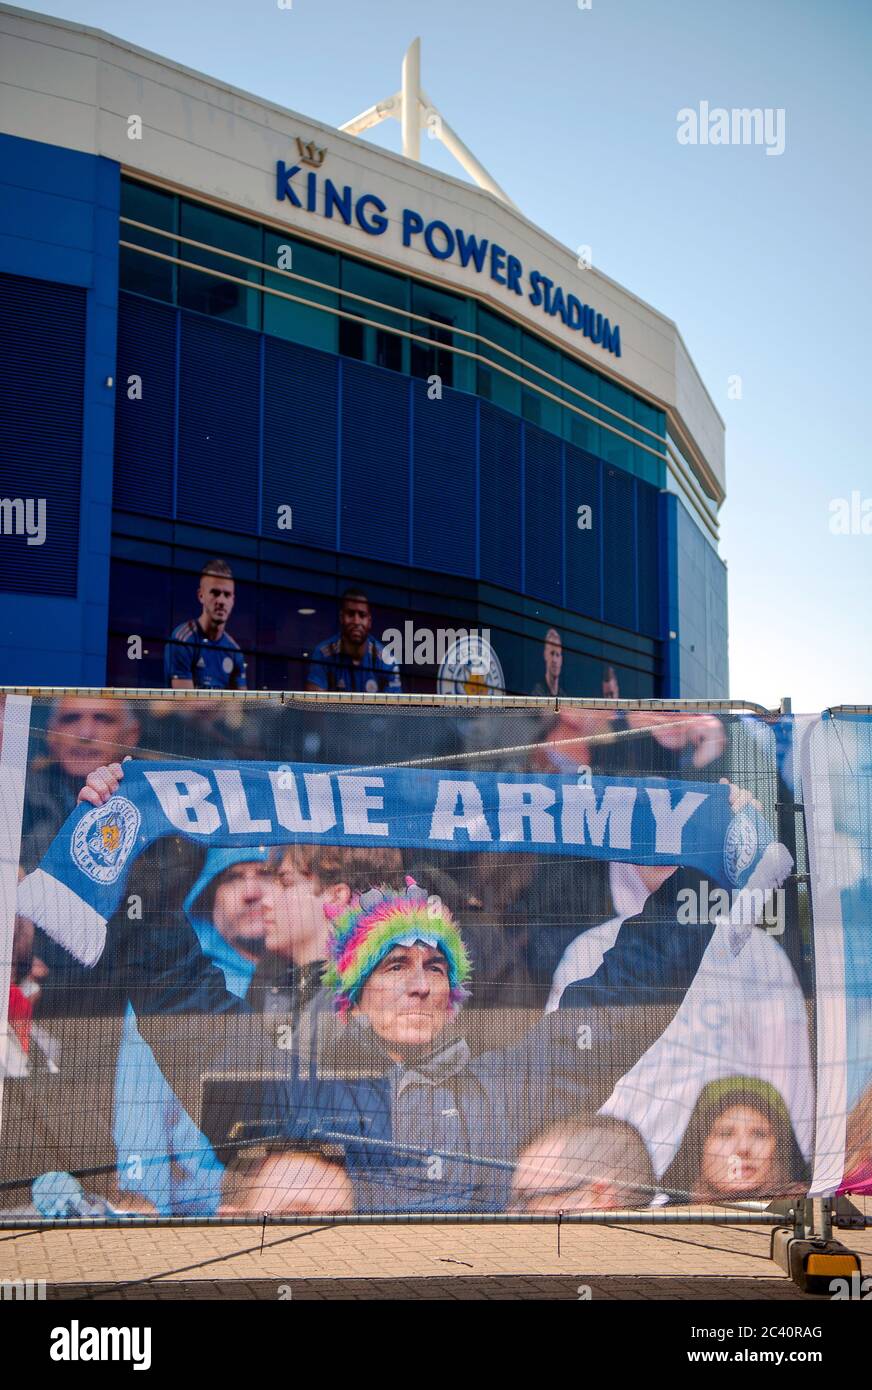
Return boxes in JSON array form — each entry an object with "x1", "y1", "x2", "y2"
[{"x1": 0, "y1": 694, "x2": 868, "y2": 1219}]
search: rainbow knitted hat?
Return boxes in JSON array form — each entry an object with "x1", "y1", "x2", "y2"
[{"x1": 322, "y1": 877, "x2": 472, "y2": 1018}]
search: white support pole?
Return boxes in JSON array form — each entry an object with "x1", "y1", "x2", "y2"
[
  {"x1": 339, "y1": 95, "x2": 399, "y2": 137},
  {"x1": 339, "y1": 43, "x2": 517, "y2": 211},
  {"x1": 421, "y1": 88, "x2": 519, "y2": 210},
  {"x1": 401, "y1": 38, "x2": 422, "y2": 162}
]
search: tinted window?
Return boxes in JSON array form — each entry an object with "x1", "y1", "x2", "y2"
[{"x1": 178, "y1": 202, "x2": 262, "y2": 329}]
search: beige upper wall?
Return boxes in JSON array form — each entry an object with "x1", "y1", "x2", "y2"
[{"x1": 0, "y1": 3, "x2": 725, "y2": 501}]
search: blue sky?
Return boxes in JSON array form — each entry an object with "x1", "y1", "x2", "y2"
[{"x1": 22, "y1": 0, "x2": 872, "y2": 711}]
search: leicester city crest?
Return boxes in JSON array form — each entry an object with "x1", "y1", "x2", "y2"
[
  {"x1": 723, "y1": 808, "x2": 758, "y2": 887},
  {"x1": 71, "y1": 796, "x2": 141, "y2": 886},
  {"x1": 438, "y1": 633, "x2": 505, "y2": 697}
]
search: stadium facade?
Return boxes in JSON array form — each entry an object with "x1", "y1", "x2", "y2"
[{"x1": 0, "y1": 4, "x2": 728, "y2": 698}]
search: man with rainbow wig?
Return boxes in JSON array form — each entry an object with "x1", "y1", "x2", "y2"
[
  {"x1": 323, "y1": 877, "x2": 471, "y2": 1027},
  {"x1": 214, "y1": 873, "x2": 609, "y2": 1215}
]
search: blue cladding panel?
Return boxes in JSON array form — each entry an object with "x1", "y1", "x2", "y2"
[
  {"x1": 659, "y1": 490, "x2": 680, "y2": 697},
  {"x1": 113, "y1": 294, "x2": 176, "y2": 516},
  {"x1": 636, "y1": 478, "x2": 660, "y2": 637},
  {"x1": 339, "y1": 359, "x2": 409, "y2": 559},
  {"x1": 674, "y1": 497, "x2": 729, "y2": 698},
  {"x1": 263, "y1": 336, "x2": 338, "y2": 548},
  {"x1": 0, "y1": 270, "x2": 85, "y2": 596},
  {"x1": 524, "y1": 423, "x2": 563, "y2": 605},
  {"x1": 412, "y1": 380, "x2": 477, "y2": 575},
  {"x1": 478, "y1": 400, "x2": 522, "y2": 592},
  {"x1": 602, "y1": 465, "x2": 636, "y2": 630},
  {"x1": 177, "y1": 314, "x2": 260, "y2": 533},
  {"x1": 705, "y1": 540, "x2": 729, "y2": 696},
  {"x1": 564, "y1": 443, "x2": 601, "y2": 620}
]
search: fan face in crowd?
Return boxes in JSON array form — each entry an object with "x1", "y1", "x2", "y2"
[
  {"x1": 264, "y1": 851, "x2": 349, "y2": 964},
  {"x1": 699, "y1": 1103, "x2": 779, "y2": 1198},
  {"x1": 355, "y1": 944, "x2": 453, "y2": 1058},
  {"x1": 46, "y1": 697, "x2": 140, "y2": 780},
  {"x1": 511, "y1": 1118, "x2": 655, "y2": 1213},
  {"x1": 263, "y1": 846, "x2": 406, "y2": 966},
  {"x1": 210, "y1": 860, "x2": 276, "y2": 962}
]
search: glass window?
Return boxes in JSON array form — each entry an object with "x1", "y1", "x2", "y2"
[
  {"x1": 340, "y1": 257, "x2": 408, "y2": 373},
  {"x1": 109, "y1": 557, "x2": 172, "y2": 639},
  {"x1": 600, "y1": 423, "x2": 634, "y2": 472},
  {"x1": 119, "y1": 180, "x2": 177, "y2": 303},
  {"x1": 338, "y1": 313, "x2": 365, "y2": 363},
  {"x1": 598, "y1": 376, "x2": 632, "y2": 427},
  {"x1": 178, "y1": 201, "x2": 262, "y2": 329},
  {"x1": 636, "y1": 450, "x2": 665, "y2": 487},
  {"x1": 522, "y1": 390, "x2": 541, "y2": 426},
  {"x1": 520, "y1": 331, "x2": 561, "y2": 434},
  {"x1": 561, "y1": 355, "x2": 600, "y2": 446},
  {"x1": 633, "y1": 393, "x2": 666, "y2": 440},
  {"x1": 568, "y1": 413, "x2": 602, "y2": 458},
  {"x1": 562, "y1": 354, "x2": 601, "y2": 404},
  {"x1": 409, "y1": 282, "x2": 473, "y2": 393},
  {"x1": 476, "y1": 307, "x2": 520, "y2": 413},
  {"x1": 263, "y1": 232, "x2": 338, "y2": 353}
]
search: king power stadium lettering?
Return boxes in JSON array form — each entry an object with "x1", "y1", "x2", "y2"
[{"x1": 275, "y1": 162, "x2": 622, "y2": 357}]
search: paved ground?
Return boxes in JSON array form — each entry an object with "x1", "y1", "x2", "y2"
[
  {"x1": 43, "y1": 1276, "x2": 833, "y2": 1300},
  {"x1": 2, "y1": 1200, "x2": 869, "y2": 1299}
]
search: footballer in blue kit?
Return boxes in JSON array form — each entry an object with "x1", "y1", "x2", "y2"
[
  {"x1": 164, "y1": 559, "x2": 247, "y2": 690},
  {"x1": 306, "y1": 588, "x2": 402, "y2": 694}
]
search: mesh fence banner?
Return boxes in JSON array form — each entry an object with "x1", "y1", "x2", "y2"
[{"x1": 0, "y1": 691, "x2": 868, "y2": 1219}]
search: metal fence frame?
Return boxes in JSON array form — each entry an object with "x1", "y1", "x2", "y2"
[
  {"x1": 1, "y1": 687, "x2": 865, "y2": 1234},
  {"x1": 0, "y1": 688, "x2": 782, "y2": 714}
]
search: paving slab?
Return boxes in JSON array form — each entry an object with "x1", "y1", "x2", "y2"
[{"x1": 1, "y1": 1197, "x2": 868, "y2": 1298}]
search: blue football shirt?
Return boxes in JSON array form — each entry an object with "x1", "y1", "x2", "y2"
[
  {"x1": 164, "y1": 620, "x2": 247, "y2": 689},
  {"x1": 306, "y1": 635, "x2": 402, "y2": 693}
]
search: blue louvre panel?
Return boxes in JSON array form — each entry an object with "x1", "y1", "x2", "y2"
[
  {"x1": 177, "y1": 313, "x2": 260, "y2": 533},
  {"x1": 262, "y1": 336, "x2": 338, "y2": 548},
  {"x1": 635, "y1": 477, "x2": 660, "y2": 637},
  {"x1": 339, "y1": 359, "x2": 409, "y2": 559},
  {"x1": 0, "y1": 270, "x2": 84, "y2": 596},
  {"x1": 523, "y1": 423, "x2": 563, "y2": 605},
  {"x1": 478, "y1": 400, "x2": 521, "y2": 591},
  {"x1": 113, "y1": 294, "x2": 176, "y2": 516},
  {"x1": 602, "y1": 465, "x2": 636, "y2": 630},
  {"x1": 564, "y1": 443, "x2": 601, "y2": 619},
  {"x1": 411, "y1": 380, "x2": 477, "y2": 575}
]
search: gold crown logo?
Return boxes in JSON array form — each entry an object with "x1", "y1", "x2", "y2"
[{"x1": 296, "y1": 137, "x2": 326, "y2": 168}]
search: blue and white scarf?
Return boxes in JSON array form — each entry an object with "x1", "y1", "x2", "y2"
[{"x1": 17, "y1": 760, "x2": 776, "y2": 966}]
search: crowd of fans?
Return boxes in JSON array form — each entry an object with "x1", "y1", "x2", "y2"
[{"x1": 2, "y1": 688, "x2": 841, "y2": 1219}]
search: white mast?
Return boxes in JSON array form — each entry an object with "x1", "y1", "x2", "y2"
[{"x1": 339, "y1": 37, "x2": 518, "y2": 212}]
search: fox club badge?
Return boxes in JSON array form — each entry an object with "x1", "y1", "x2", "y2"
[
  {"x1": 71, "y1": 797, "x2": 141, "y2": 885},
  {"x1": 438, "y1": 633, "x2": 505, "y2": 696},
  {"x1": 723, "y1": 808, "x2": 759, "y2": 887}
]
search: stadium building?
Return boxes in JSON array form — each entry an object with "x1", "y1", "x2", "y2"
[{"x1": 0, "y1": 4, "x2": 728, "y2": 698}]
